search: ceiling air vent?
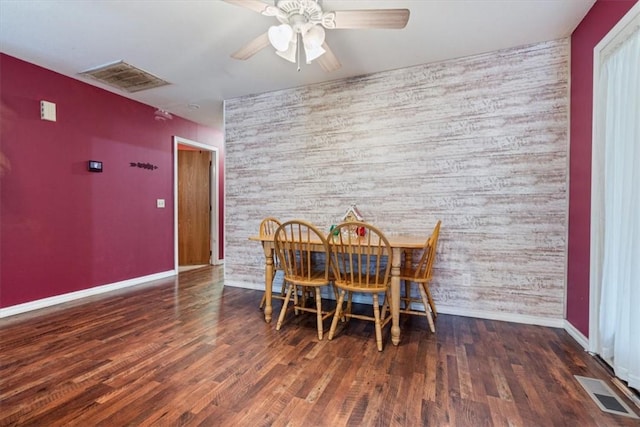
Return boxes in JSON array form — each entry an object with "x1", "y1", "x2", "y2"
[{"x1": 78, "y1": 61, "x2": 169, "y2": 93}]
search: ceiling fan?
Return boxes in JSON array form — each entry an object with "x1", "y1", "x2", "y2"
[{"x1": 223, "y1": 0, "x2": 410, "y2": 72}]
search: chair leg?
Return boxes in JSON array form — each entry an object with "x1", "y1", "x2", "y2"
[
  {"x1": 381, "y1": 290, "x2": 390, "y2": 324},
  {"x1": 346, "y1": 292, "x2": 353, "y2": 323},
  {"x1": 293, "y1": 284, "x2": 300, "y2": 315},
  {"x1": 331, "y1": 284, "x2": 340, "y2": 303},
  {"x1": 372, "y1": 293, "x2": 383, "y2": 351},
  {"x1": 315, "y1": 287, "x2": 323, "y2": 340},
  {"x1": 417, "y1": 282, "x2": 435, "y2": 333},
  {"x1": 328, "y1": 289, "x2": 346, "y2": 341},
  {"x1": 330, "y1": 284, "x2": 344, "y2": 322},
  {"x1": 276, "y1": 283, "x2": 295, "y2": 331},
  {"x1": 404, "y1": 280, "x2": 411, "y2": 310},
  {"x1": 424, "y1": 284, "x2": 437, "y2": 317}
]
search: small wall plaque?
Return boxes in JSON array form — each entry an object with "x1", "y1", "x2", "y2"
[{"x1": 130, "y1": 162, "x2": 158, "y2": 170}]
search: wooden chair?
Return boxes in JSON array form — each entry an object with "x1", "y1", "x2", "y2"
[
  {"x1": 274, "y1": 220, "x2": 336, "y2": 340},
  {"x1": 258, "y1": 217, "x2": 285, "y2": 309},
  {"x1": 327, "y1": 221, "x2": 392, "y2": 351},
  {"x1": 398, "y1": 220, "x2": 441, "y2": 332}
]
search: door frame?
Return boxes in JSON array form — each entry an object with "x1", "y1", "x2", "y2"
[
  {"x1": 173, "y1": 136, "x2": 221, "y2": 270},
  {"x1": 588, "y1": 2, "x2": 639, "y2": 353}
]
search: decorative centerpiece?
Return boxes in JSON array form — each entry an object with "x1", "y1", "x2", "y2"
[{"x1": 341, "y1": 204, "x2": 366, "y2": 238}]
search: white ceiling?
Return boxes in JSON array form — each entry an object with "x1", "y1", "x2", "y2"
[{"x1": 0, "y1": 0, "x2": 594, "y2": 130}]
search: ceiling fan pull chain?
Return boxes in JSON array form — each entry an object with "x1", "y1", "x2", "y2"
[{"x1": 296, "y1": 33, "x2": 301, "y2": 72}]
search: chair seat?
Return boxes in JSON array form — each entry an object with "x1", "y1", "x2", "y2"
[
  {"x1": 287, "y1": 269, "x2": 331, "y2": 287},
  {"x1": 334, "y1": 277, "x2": 388, "y2": 293}
]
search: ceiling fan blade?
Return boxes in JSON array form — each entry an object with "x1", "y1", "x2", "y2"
[
  {"x1": 332, "y1": 9, "x2": 410, "y2": 29},
  {"x1": 222, "y1": 0, "x2": 269, "y2": 14},
  {"x1": 316, "y1": 42, "x2": 341, "y2": 72},
  {"x1": 231, "y1": 32, "x2": 270, "y2": 60}
]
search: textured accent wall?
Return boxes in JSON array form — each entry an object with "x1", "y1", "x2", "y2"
[{"x1": 225, "y1": 39, "x2": 569, "y2": 320}]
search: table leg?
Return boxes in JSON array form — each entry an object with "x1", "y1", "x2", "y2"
[
  {"x1": 263, "y1": 245, "x2": 274, "y2": 323},
  {"x1": 391, "y1": 247, "x2": 401, "y2": 346}
]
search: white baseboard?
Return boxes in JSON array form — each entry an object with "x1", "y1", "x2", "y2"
[
  {"x1": 223, "y1": 281, "x2": 566, "y2": 328},
  {"x1": 436, "y1": 305, "x2": 565, "y2": 328},
  {"x1": 224, "y1": 281, "x2": 264, "y2": 291},
  {"x1": 564, "y1": 319, "x2": 589, "y2": 350},
  {"x1": 0, "y1": 270, "x2": 176, "y2": 318}
]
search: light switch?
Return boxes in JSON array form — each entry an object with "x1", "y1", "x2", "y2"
[{"x1": 157, "y1": 199, "x2": 165, "y2": 208}]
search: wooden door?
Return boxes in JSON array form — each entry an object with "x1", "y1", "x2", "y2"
[{"x1": 178, "y1": 150, "x2": 211, "y2": 265}]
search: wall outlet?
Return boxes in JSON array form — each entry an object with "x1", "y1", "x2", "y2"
[
  {"x1": 156, "y1": 199, "x2": 165, "y2": 208},
  {"x1": 462, "y1": 273, "x2": 472, "y2": 286}
]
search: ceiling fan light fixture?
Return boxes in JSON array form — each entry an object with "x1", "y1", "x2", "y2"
[
  {"x1": 275, "y1": 36, "x2": 298, "y2": 63},
  {"x1": 303, "y1": 25, "x2": 325, "y2": 49},
  {"x1": 268, "y1": 24, "x2": 293, "y2": 51},
  {"x1": 305, "y1": 44, "x2": 326, "y2": 63}
]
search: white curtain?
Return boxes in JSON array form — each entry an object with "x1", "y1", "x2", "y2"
[{"x1": 598, "y1": 27, "x2": 640, "y2": 390}]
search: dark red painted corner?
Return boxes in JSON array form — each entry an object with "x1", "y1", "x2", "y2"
[
  {"x1": 0, "y1": 54, "x2": 224, "y2": 308},
  {"x1": 567, "y1": 0, "x2": 637, "y2": 337}
]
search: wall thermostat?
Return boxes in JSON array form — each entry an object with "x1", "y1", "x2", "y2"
[{"x1": 88, "y1": 160, "x2": 103, "y2": 172}]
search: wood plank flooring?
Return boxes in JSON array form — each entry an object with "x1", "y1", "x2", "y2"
[{"x1": 1, "y1": 266, "x2": 638, "y2": 426}]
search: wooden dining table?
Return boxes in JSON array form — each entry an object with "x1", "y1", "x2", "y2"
[{"x1": 249, "y1": 233, "x2": 426, "y2": 346}]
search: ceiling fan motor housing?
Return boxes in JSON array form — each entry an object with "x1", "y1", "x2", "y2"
[{"x1": 275, "y1": 0, "x2": 325, "y2": 30}]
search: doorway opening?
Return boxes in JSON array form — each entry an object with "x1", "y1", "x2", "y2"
[{"x1": 173, "y1": 136, "x2": 221, "y2": 271}]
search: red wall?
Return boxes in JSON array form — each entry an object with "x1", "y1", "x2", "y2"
[
  {"x1": 0, "y1": 54, "x2": 224, "y2": 308},
  {"x1": 567, "y1": 0, "x2": 637, "y2": 337}
]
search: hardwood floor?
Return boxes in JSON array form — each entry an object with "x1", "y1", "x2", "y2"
[{"x1": 1, "y1": 266, "x2": 637, "y2": 426}]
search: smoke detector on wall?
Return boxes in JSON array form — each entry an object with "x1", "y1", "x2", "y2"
[{"x1": 154, "y1": 109, "x2": 173, "y2": 121}]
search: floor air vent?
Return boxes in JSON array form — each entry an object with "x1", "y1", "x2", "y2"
[{"x1": 575, "y1": 375, "x2": 639, "y2": 419}]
